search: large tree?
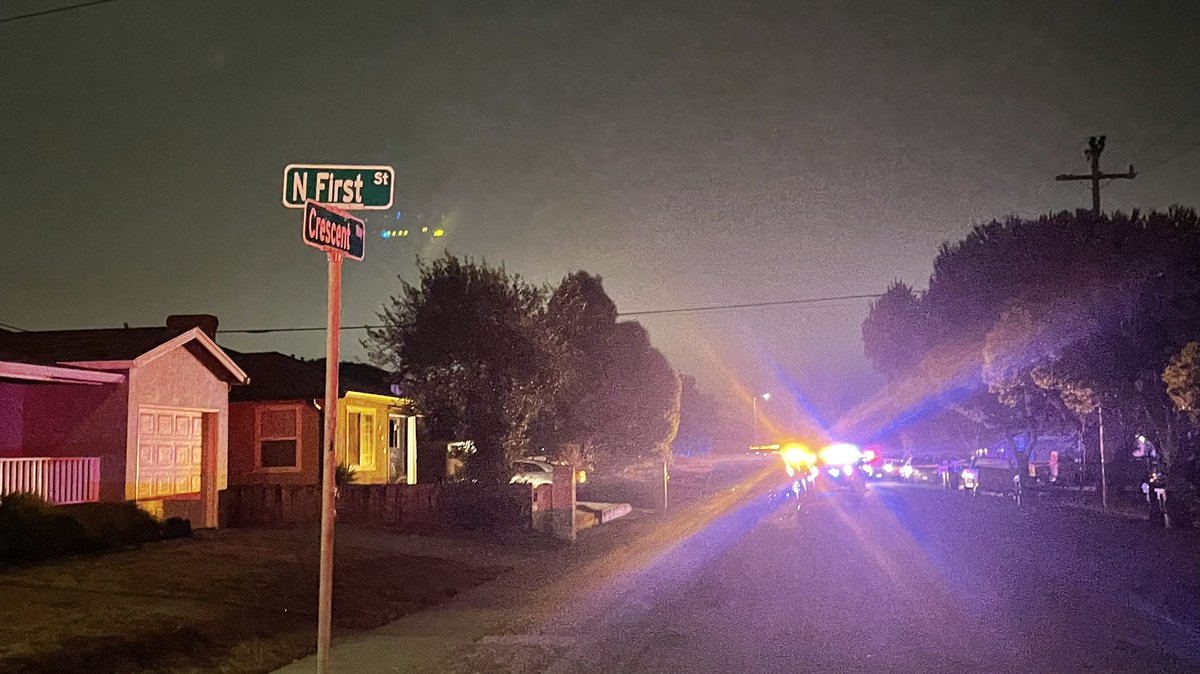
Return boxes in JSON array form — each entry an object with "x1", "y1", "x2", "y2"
[
  {"x1": 862, "y1": 280, "x2": 927, "y2": 380},
  {"x1": 861, "y1": 208, "x2": 1200, "y2": 502},
  {"x1": 367, "y1": 253, "x2": 568, "y2": 481},
  {"x1": 1164, "y1": 342, "x2": 1200, "y2": 423},
  {"x1": 538, "y1": 272, "x2": 681, "y2": 471},
  {"x1": 673, "y1": 375, "x2": 720, "y2": 457}
]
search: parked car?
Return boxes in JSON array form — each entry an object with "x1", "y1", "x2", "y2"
[
  {"x1": 510, "y1": 459, "x2": 556, "y2": 486},
  {"x1": 945, "y1": 458, "x2": 971, "y2": 490},
  {"x1": 874, "y1": 455, "x2": 906, "y2": 481},
  {"x1": 900, "y1": 454, "x2": 940, "y2": 482},
  {"x1": 510, "y1": 457, "x2": 590, "y2": 487}
]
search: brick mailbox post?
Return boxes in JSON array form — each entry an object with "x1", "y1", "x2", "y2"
[{"x1": 532, "y1": 464, "x2": 578, "y2": 542}]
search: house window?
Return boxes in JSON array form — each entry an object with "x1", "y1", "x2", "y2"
[
  {"x1": 256, "y1": 406, "x2": 300, "y2": 471},
  {"x1": 345, "y1": 409, "x2": 375, "y2": 469}
]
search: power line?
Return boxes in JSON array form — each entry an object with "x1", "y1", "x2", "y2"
[
  {"x1": 217, "y1": 292, "x2": 885, "y2": 335},
  {"x1": 0, "y1": 0, "x2": 128, "y2": 25},
  {"x1": 1137, "y1": 135, "x2": 1200, "y2": 175},
  {"x1": 618, "y1": 293, "x2": 883, "y2": 317},
  {"x1": 1102, "y1": 93, "x2": 1200, "y2": 189}
]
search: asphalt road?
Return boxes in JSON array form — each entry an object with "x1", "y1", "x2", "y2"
[{"x1": 455, "y1": 480, "x2": 1200, "y2": 674}]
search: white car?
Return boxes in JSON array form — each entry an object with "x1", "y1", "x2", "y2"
[{"x1": 510, "y1": 459, "x2": 556, "y2": 487}]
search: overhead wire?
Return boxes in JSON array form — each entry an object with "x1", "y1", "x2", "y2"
[
  {"x1": 0, "y1": 0, "x2": 128, "y2": 25},
  {"x1": 216, "y1": 292, "x2": 886, "y2": 335},
  {"x1": 1103, "y1": 91, "x2": 1200, "y2": 189}
]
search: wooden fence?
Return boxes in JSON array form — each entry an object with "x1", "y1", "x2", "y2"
[{"x1": 220, "y1": 482, "x2": 533, "y2": 530}]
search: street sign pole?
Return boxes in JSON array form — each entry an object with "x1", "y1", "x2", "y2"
[
  {"x1": 316, "y1": 251, "x2": 342, "y2": 674},
  {"x1": 285, "y1": 163, "x2": 390, "y2": 674}
]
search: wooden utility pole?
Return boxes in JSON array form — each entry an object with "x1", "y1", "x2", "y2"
[{"x1": 1055, "y1": 135, "x2": 1136, "y2": 216}]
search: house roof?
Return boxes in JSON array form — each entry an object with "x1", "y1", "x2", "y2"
[
  {"x1": 226, "y1": 351, "x2": 396, "y2": 402},
  {"x1": 0, "y1": 360, "x2": 127, "y2": 385},
  {"x1": 0, "y1": 325, "x2": 248, "y2": 385},
  {"x1": 0, "y1": 327, "x2": 184, "y2": 364}
]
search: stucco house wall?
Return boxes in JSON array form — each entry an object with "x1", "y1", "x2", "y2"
[
  {"x1": 228, "y1": 400, "x2": 321, "y2": 486},
  {"x1": 125, "y1": 345, "x2": 232, "y2": 527},
  {"x1": 16, "y1": 380, "x2": 129, "y2": 501},
  {"x1": 0, "y1": 383, "x2": 26, "y2": 457}
]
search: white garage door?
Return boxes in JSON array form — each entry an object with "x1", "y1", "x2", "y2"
[{"x1": 136, "y1": 407, "x2": 203, "y2": 499}]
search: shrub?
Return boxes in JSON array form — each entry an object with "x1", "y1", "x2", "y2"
[
  {"x1": 335, "y1": 463, "x2": 358, "y2": 485},
  {"x1": 62, "y1": 501, "x2": 162, "y2": 548},
  {"x1": 0, "y1": 492, "x2": 89, "y2": 562},
  {"x1": 161, "y1": 517, "x2": 192, "y2": 539}
]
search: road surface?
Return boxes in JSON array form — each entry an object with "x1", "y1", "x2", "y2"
[{"x1": 441, "y1": 481, "x2": 1200, "y2": 673}]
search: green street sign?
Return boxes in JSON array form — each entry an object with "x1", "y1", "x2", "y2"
[
  {"x1": 282, "y1": 164, "x2": 394, "y2": 210},
  {"x1": 304, "y1": 201, "x2": 365, "y2": 261}
]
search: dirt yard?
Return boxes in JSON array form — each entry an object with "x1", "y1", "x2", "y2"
[{"x1": 0, "y1": 528, "x2": 507, "y2": 673}]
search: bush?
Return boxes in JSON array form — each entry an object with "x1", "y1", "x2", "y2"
[
  {"x1": 62, "y1": 501, "x2": 163, "y2": 548},
  {"x1": 162, "y1": 517, "x2": 192, "y2": 539},
  {"x1": 0, "y1": 493, "x2": 89, "y2": 562},
  {"x1": 0, "y1": 494, "x2": 170, "y2": 564}
]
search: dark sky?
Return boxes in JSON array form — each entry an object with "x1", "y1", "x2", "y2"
[{"x1": 3, "y1": 0, "x2": 1199, "y2": 426}]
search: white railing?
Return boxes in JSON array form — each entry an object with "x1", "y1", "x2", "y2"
[{"x1": 0, "y1": 457, "x2": 101, "y2": 505}]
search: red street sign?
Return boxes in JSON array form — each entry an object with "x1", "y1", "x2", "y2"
[{"x1": 303, "y1": 200, "x2": 365, "y2": 261}]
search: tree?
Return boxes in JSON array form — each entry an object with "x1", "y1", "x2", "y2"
[
  {"x1": 366, "y1": 253, "x2": 567, "y2": 482},
  {"x1": 861, "y1": 208, "x2": 1200, "y2": 496},
  {"x1": 981, "y1": 301, "x2": 1075, "y2": 476},
  {"x1": 538, "y1": 272, "x2": 681, "y2": 471},
  {"x1": 862, "y1": 280, "x2": 927, "y2": 381},
  {"x1": 532, "y1": 272, "x2": 618, "y2": 458},
  {"x1": 673, "y1": 375, "x2": 720, "y2": 457},
  {"x1": 597, "y1": 322, "x2": 681, "y2": 468},
  {"x1": 1164, "y1": 342, "x2": 1200, "y2": 423}
]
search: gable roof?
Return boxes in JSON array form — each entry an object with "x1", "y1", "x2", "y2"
[
  {"x1": 226, "y1": 351, "x2": 395, "y2": 402},
  {"x1": 0, "y1": 326, "x2": 248, "y2": 385},
  {"x1": 0, "y1": 327, "x2": 183, "y2": 364}
]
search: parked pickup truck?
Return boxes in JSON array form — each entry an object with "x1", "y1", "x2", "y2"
[{"x1": 960, "y1": 456, "x2": 1019, "y2": 498}]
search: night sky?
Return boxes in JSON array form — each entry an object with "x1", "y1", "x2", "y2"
[{"x1": 3, "y1": 0, "x2": 1199, "y2": 427}]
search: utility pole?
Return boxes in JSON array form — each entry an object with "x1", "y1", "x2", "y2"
[
  {"x1": 1055, "y1": 136, "x2": 1136, "y2": 216},
  {"x1": 751, "y1": 392, "x2": 770, "y2": 445},
  {"x1": 1098, "y1": 403, "x2": 1109, "y2": 511}
]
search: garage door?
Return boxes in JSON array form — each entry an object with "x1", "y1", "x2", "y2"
[{"x1": 136, "y1": 407, "x2": 203, "y2": 499}]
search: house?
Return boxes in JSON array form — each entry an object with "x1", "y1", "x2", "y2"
[
  {"x1": 225, "y1": 351, "x2": 417, "y2": 487},
  {"x1": 0, "y1": 316, "x2": 248, "y2": 528}
]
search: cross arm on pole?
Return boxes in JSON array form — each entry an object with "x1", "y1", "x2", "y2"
[{"x1": 1055, "y1": 165, "x2": 1137, "y2": 182}]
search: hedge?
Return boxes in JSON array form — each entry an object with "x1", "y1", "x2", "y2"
[{"x1": 0, "y1": 493, "x2": 189, "y2": 564}]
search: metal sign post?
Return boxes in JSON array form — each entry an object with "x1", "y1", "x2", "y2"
[
  {"x1": 286, "y1": 163, "x2": 391, "y2": 674},
  {"x1": 316, "y1": 251, "x2": 341, "y2": 674}
]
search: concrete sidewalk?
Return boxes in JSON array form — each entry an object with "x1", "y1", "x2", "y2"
[{"x1": 271, "y1": 511, "x2": 663, "y2": 673}]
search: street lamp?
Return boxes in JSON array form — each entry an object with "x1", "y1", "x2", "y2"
[{"x1": 752, "y1": 392, "x2": 771, "y2": 445}]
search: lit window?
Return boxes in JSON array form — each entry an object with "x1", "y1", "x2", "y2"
[{"x1": 345, "y1": 410, "x2": 375, "y2": 469}]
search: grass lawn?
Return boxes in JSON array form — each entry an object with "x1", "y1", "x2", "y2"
[{"x1": 0, "y1": 528, "x2": 507, "y2": 673}]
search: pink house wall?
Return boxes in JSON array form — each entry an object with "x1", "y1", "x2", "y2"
[
  {"x1": 0, "y1": 383, "x2": 25, "y2": 456},
  {"x1": 0, "y1": 379, "x2": 129, "y2": 500}
]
